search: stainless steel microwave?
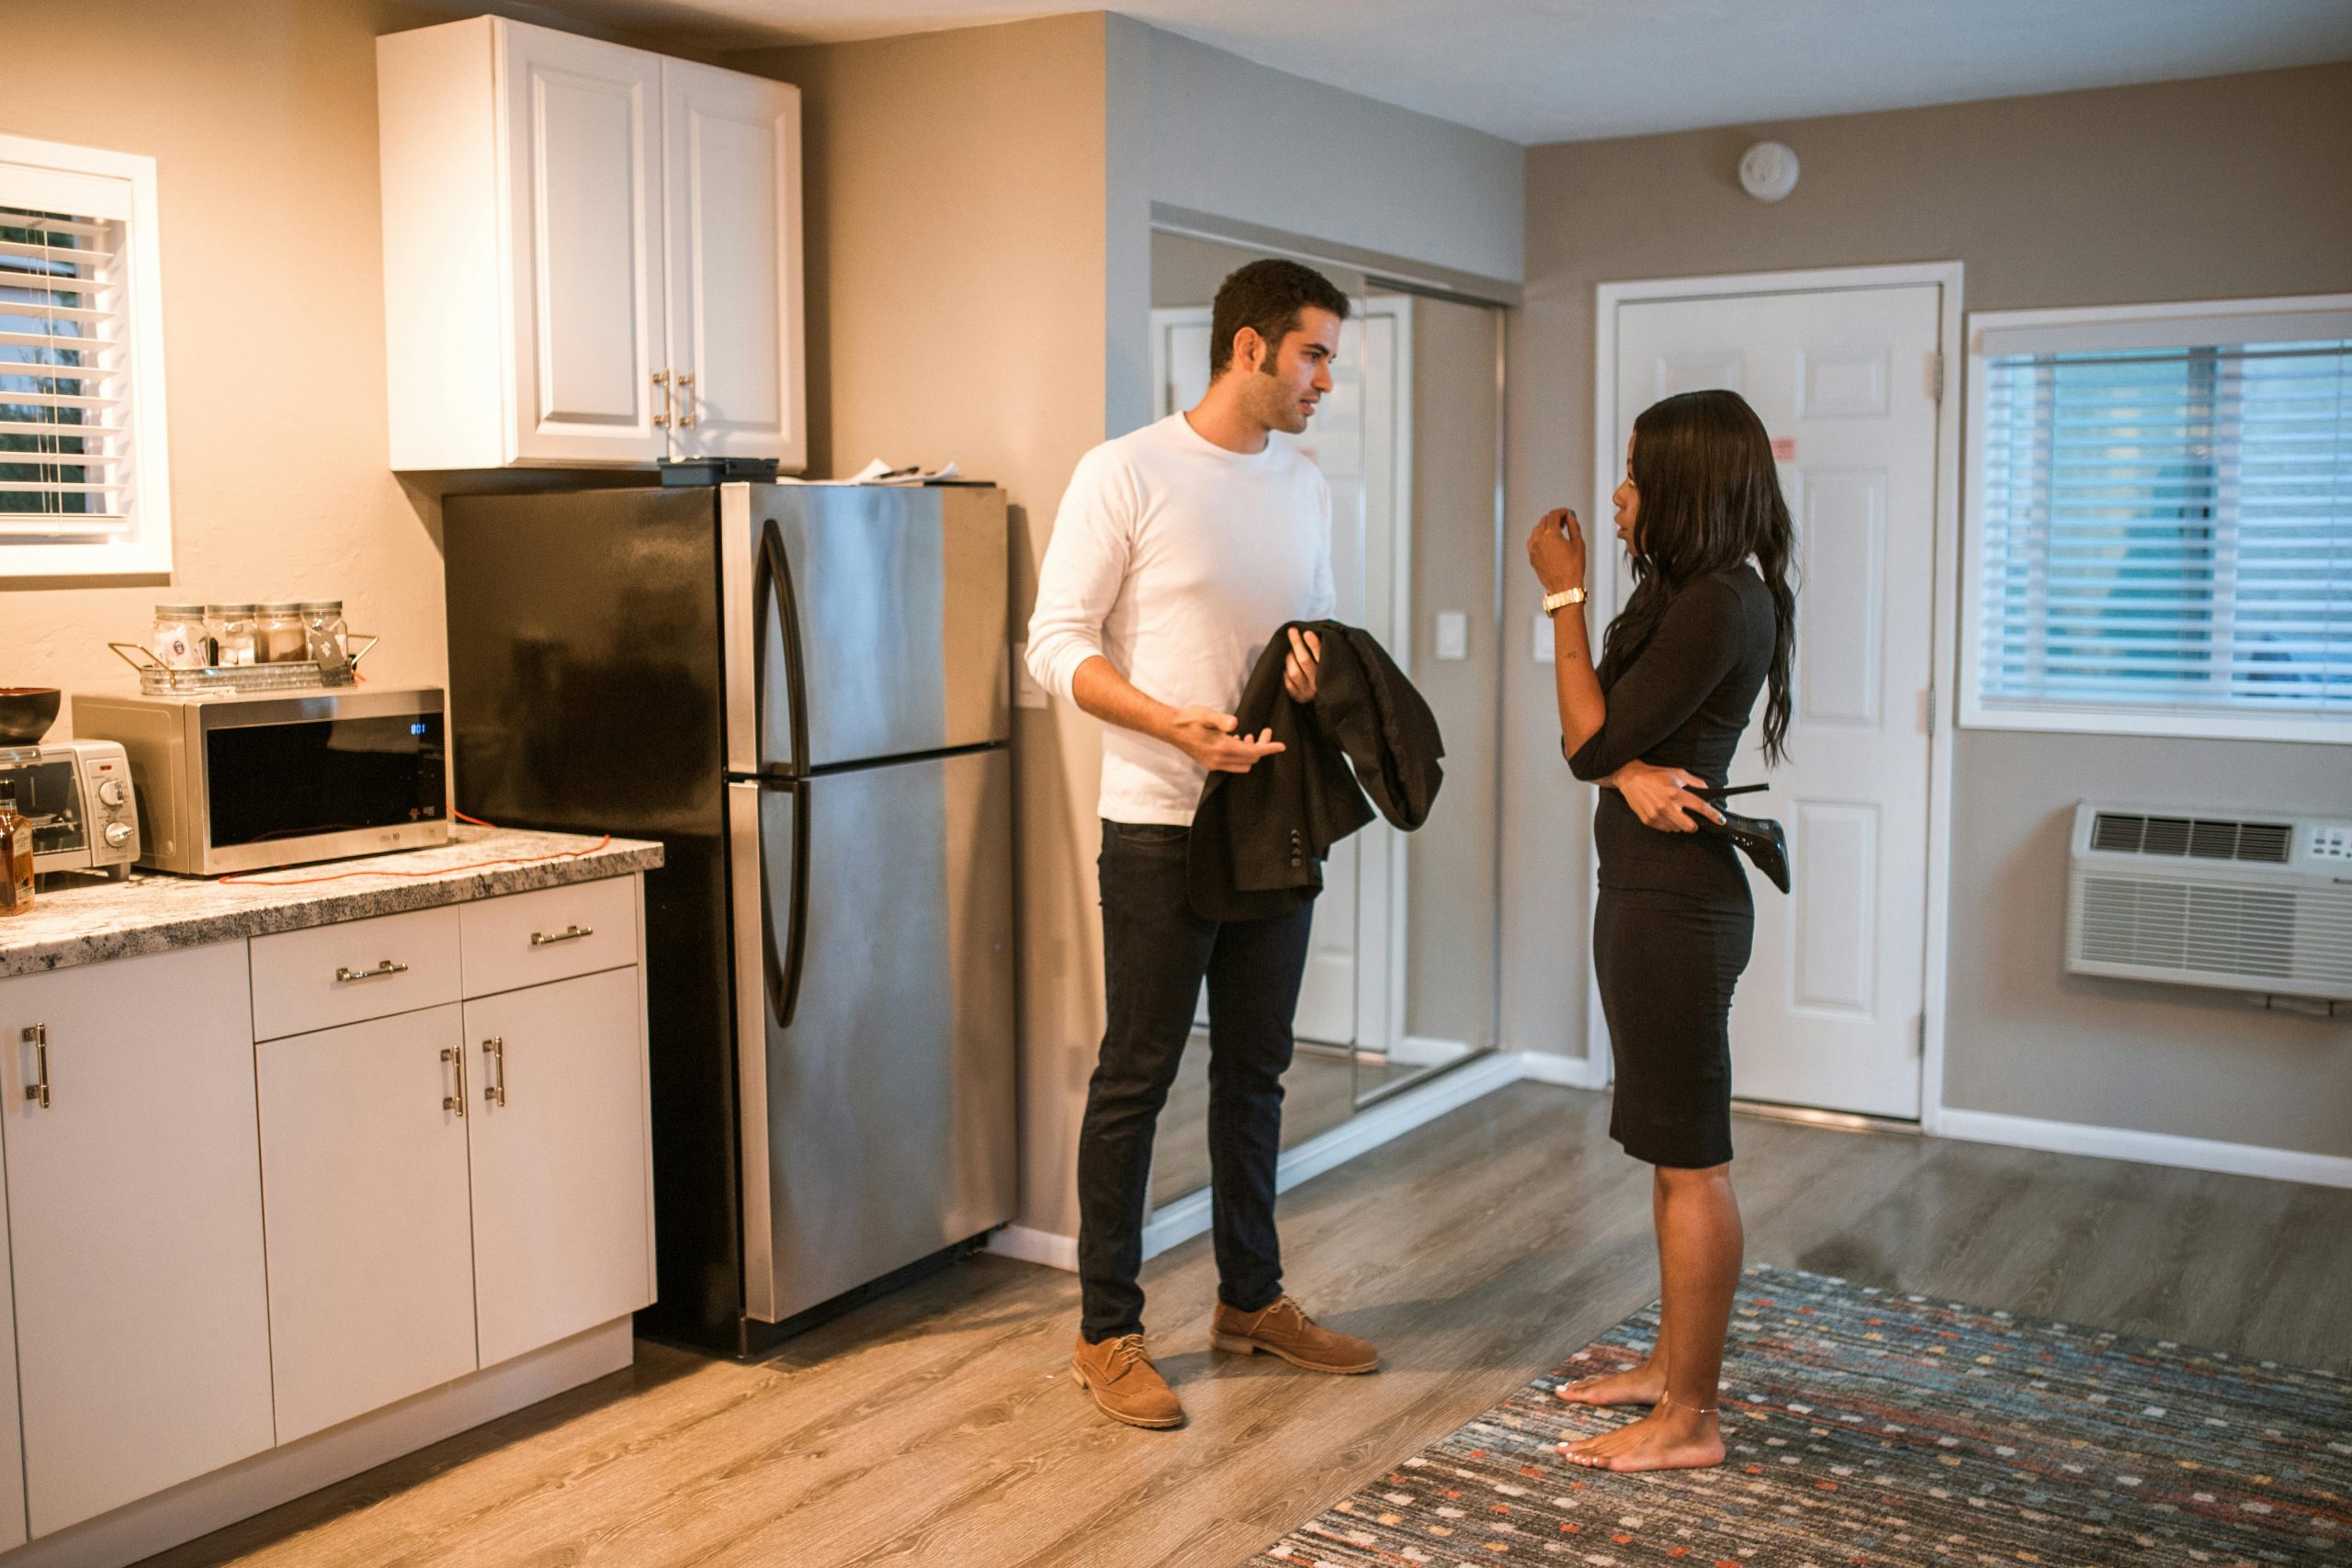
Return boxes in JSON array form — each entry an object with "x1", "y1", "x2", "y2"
[{"x1": 73, "y1": 687, "x2": 453, "y2": 874}]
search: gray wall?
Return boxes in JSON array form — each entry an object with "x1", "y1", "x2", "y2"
[
  {"x1": 1143, "y1": 28, "x2": 1524, "y2": 288},
  {"x1": 1405, "y1": 296, "x2": 1502, "y2": 1048},
  {"x1": 1507, "y1": 62, "x2": 2352, "y2": 1156}
]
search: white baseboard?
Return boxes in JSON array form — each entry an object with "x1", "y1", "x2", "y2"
[
  {"x1": 1139, "y1": 1049, "x2": 1527, "y2": 1263},
  {"x1": 1514, "y1": 1049, "x2": 1608, "y2": 1089},
  {"x1": 995, "y1": 1050, "x2": 1534, "y2": 1275},
  {"x1": 1391, "y1": 1034, "x2": 1474, "y2": 1068},
  {"x1": 985, "y1": 1224, "x2": 1080, "y2": 1271},
  {"x1": 1, "y1": 1317, "x2": 635, "y2": 1568},
  {"x1": 1936, "y1": 1107, "x2": 2352, "y2": 1190}
]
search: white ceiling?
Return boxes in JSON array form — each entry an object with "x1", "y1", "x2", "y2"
[{"x1": 539, "y1": 0, "x2": 2352, "y2": 144}]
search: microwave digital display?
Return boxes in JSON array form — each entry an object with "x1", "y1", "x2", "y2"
[{"x1": 204, "y1": 712, "x2": 447, "y2": 850}]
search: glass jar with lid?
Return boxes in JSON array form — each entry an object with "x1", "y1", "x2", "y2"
[
  {"x1": 206, "y1": 604, "x2": 258, "y2": 667},
  {"x1": 300, "y1": 600, "x2": 349, "y2": 675},
  {"x1": 254, "y1": 603, "x2": 310, "y2": 664},
  {"x1": 150, "y1": 603, "x2": 210, "y2": 670}
]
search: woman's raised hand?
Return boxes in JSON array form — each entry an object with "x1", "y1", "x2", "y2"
[
  {"x1": 1607, "y1": 761, "x2": 1724, "y2": 834},
  {"x1": 1526, "y1": 507, "x2": 1588, "y2": 596}
]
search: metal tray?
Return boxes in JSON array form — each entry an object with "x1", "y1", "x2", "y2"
[{"x1": 107, "y1": 635, "x2": 381, "y2": 695}]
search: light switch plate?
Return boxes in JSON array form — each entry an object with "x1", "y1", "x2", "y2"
[
  {"x1": 1532, "y1": 612, "x2": 1555, "y2": 663},
  {"x1": 1011, "y1": 644, "x2": 1048, "y2": 709},
  {"x1": 1434, "y1": 610, "x2": 1468, "y2": 661}
]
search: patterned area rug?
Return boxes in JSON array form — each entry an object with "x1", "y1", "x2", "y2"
[{"x1": 1252, "y1": 1265, "x2": 2349, "y2": 1567}]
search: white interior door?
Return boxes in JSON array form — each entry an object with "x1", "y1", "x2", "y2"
[
  {"x1": 504, "y1": 23, "x2": 667, "y2": 464},
  {"x1": 1607, "y1": 283, "x2": 1942, "y2": 1119},
  {"x1": 1149, "y1": 303, "x2": 1409, "y2": 1051},
  {"x1": 662, "y1": 59, "x2": 805, "y2": 466}
]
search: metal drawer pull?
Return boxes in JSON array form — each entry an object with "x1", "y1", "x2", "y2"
[
  {"x1": 22, "y1": 1024, "x2": 50, "y2": 1110},
  {"x1": 530, "y1": 924, "x2": 594, "y2": 947},
  {"x1": 481, "y1": 1037, "x2": 507, "y2": 1107},
  {"x1": 441, "y1": 1046, "x2": 466, "y2": 1118},
  {"x1": 335, "y1": 960, "x2": 411, "y2": 984}
]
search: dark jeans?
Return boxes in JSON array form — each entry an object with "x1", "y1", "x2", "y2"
[{"x1": 1077, "y1": 818, "x2": 1314, "y2": 1342}]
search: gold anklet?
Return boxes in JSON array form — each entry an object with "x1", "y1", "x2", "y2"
[{"x1": 1657, "y1": 1394, "x2": 1719, "y2": 1416}]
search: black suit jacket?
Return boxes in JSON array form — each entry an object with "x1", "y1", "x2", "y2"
[{"x1": 1187, "y1": 620, "x2": 1444, "y2": 921}]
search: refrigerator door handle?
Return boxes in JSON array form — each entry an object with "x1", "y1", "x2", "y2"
[
  {"x1": 760, "y1": 778, "x2": 812, "y2": 1030},
  {"x1": 755, "y1": 517, "x2": 812, "y2": 777},
  {"x1": 726, "y1": 780, "x2": 775, "y2": 1322}
]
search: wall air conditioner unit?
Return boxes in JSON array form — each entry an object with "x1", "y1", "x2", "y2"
[{"x1": 2065, "y1": 802, "x2": 2352, "y2": 1011}]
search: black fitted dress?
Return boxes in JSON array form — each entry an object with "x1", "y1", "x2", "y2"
[{"x1": 1567, "y1": 566, "x2": 1775, "y2": 1168}]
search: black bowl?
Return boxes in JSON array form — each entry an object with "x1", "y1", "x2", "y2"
[{"x1": 0, "y1": 688, "x2": 62, "y2": 747}]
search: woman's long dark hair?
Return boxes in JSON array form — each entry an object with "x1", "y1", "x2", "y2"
[{"x1": 1597, "y1": 389, "x2": 1797, "y2": 764}]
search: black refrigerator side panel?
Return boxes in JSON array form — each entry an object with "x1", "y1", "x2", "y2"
[{"x1": 442, "y1": 486, "x2": 745, "y2": 1349}]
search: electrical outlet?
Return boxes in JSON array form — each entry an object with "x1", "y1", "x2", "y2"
[
  {"x1": 1011, "y1": 644, "x2": 1048, "y2": 709},
  {"x1": 1434, "y1": 610, "x2": 1468, "y2": 660},
  {"x1": 1532, "y1": 612, "x2": 1555, "y2": 664}
]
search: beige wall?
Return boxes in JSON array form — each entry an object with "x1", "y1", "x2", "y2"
[
  {"x1": 0, "y1": 0, "x2": 473, "y2": 713},
  {"x1": 1508, "y1": 63, "x2": 2352, "y2": 1155},
  {"x1": 740, "y1": 16, "x2": 1115, "y2": 1239}
]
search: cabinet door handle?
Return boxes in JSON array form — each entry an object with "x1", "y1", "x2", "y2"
[
  {"x1": 335, "y1": 960, "x2": 410, "y2": 985},
  {"x1": 675, "y1": 372, "x2": 696, "y2": 429},
  {"x1": 481, "y1": 1037, "x2": 507, "y2": 1107},
  {"x1": 21, "y1": 1023, "x2": 49, "y2": 1110},
  {"x1": 441, "y1": 1046, "x2": 467, "y2": 1119},
  {"x1": 529, "y1": 923, "x2": 594, "y2": 947},
  {"x1": 652, "y1": 368, "x2": 673, "y2": 429}
]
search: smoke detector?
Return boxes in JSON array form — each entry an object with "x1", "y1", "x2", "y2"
[{"x1": 1739, "y1": 141, "x2": 1800, "y2": 202}]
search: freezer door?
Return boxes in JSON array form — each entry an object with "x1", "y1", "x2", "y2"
[
  {"x1": 728, "y1": 748, "x2": 1017, "y2": 1325},
  {"x1": 724, "y1": 485, "x2": 1009, "y2": 774}
]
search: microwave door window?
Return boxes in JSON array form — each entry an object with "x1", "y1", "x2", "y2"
[{"x1": 203, "y1": 714, "x2": 447, "y2": 850}]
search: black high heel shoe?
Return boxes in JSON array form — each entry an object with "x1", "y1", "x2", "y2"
[{"x1": 1692, "y1": 787, "x2": 1790, "y2": 895}]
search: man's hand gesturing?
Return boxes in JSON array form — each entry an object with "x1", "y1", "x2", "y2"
[
  {"x1": 1282, "y1": 626, "x2": 1321, "y2": 703},
  {"x1": 1166, "y1": 706, "x2": 1284, "y2": 773}
]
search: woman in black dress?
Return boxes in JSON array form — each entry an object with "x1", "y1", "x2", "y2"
[{"x1": 1525, "y1": 389, "x2": 1795, "y2": 1472}]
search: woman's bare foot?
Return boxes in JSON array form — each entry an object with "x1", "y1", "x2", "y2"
[
  {"x1": 1551, "y1": 1359, "x2": 1666, "y2": 1407},
  {"x1": 1556, "y1": 1399, "x2": 1725, "y2": 1472}
]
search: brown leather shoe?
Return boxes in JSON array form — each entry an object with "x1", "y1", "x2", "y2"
[
  {"x1": 1070, "y1": 1333, "x2": 1184, "y2": 1428},
  {"x1": 1210, "y1": 1295, "x2": 1379, "y2": 1374}
]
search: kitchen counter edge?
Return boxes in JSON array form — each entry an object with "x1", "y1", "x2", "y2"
[{"x1": 0, "y1": 828, "x2": 663, "y2": 979}]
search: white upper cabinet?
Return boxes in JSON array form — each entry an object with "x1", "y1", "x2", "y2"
[
  {"x1": 378, "y1": 17, "x2": 805, "y2": 471},
  {"x1": 662, "y1": 59, "x2": 806, "y2": 462},
  {"x1": 504, "y1": 24, "x2": 669, "y2": 466}
]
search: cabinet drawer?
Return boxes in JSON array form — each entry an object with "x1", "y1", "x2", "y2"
[
  {"x1": 250, "y1": 907, "x2": 462, "y2": 1041},
  {"x1": 459, "y1": 876, "x2": 639, "y2": 998}
]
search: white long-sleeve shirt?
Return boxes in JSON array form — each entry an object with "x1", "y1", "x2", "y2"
[{"x1": 1026, "y1": 412, "x2": 1336, "y2": 825}]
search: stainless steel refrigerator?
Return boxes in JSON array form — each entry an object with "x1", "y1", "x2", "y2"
[{"x1": 443, "y1": 482, "x2": 1016, "y2": 1356}]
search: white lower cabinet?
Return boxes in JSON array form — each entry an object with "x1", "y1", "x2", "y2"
[
  {"x1": 256, "y1": 1005, "x2": 480, "y2": 1443},
  {"x1": 466, "y1": 966, "x2": 651, "y2": 1367},
  {"x1": 0, "y1": 876, "x2": 651, "y2": 1554},
  {"x1": 0, "y1": 943, "x2": 276, "y2": 1538}
]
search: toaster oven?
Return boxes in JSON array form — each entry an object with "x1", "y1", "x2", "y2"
[
  {"x1": 0, "y1": 739, "x2": 140, "y2": 881},
  {"x1": 72, "y1": 687, "x2": 452, "y2": 874}
]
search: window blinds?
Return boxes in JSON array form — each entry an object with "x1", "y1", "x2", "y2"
[
  {"x1": 1974, "y1": 327, "x2": 2352, "y2": 723},
  {"x1": 0, "y1": 204, "x2": 133, "y2": 537}
]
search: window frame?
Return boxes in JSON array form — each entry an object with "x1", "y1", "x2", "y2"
[
  {"x1": 1960, "y1": 294, "x2": 2352, "y2": 746},
  {"x1": 0, "y1": 131, "x2": 173, "y2": 577}
]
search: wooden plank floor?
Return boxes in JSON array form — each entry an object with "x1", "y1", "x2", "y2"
[{"x1": 145, "y1": 1083, "x2": 2352, "y2": 1568}]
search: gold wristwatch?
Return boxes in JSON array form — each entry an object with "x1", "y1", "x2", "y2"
[{"x1": 1542, "y1": 585, "x2": 1588, "y2": 616}]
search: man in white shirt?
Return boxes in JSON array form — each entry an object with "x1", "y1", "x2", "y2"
[{"x1": 1027, "y1": 259, "x2": 1381, "y2": 1430}]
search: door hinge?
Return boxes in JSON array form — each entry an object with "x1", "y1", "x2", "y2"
[
  {"x1": 1927, "y1": 350, "x2": 1945, "y2": 403},
  {"x1": 1916, "y1": 1013, "x2": 1928, "y2": 1055},
  {"x1": 1924, "y1": 682, "x2": 1938, "y2": 738}
]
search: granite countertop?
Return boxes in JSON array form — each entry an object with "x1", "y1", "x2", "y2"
[{"x1": 0, "y1": 827, "x2": 662, "y2": 980}]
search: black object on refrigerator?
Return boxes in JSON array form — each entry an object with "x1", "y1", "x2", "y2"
[{"x1": 443, "y1": 482, "x2": 1018, "y2": 1357}]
